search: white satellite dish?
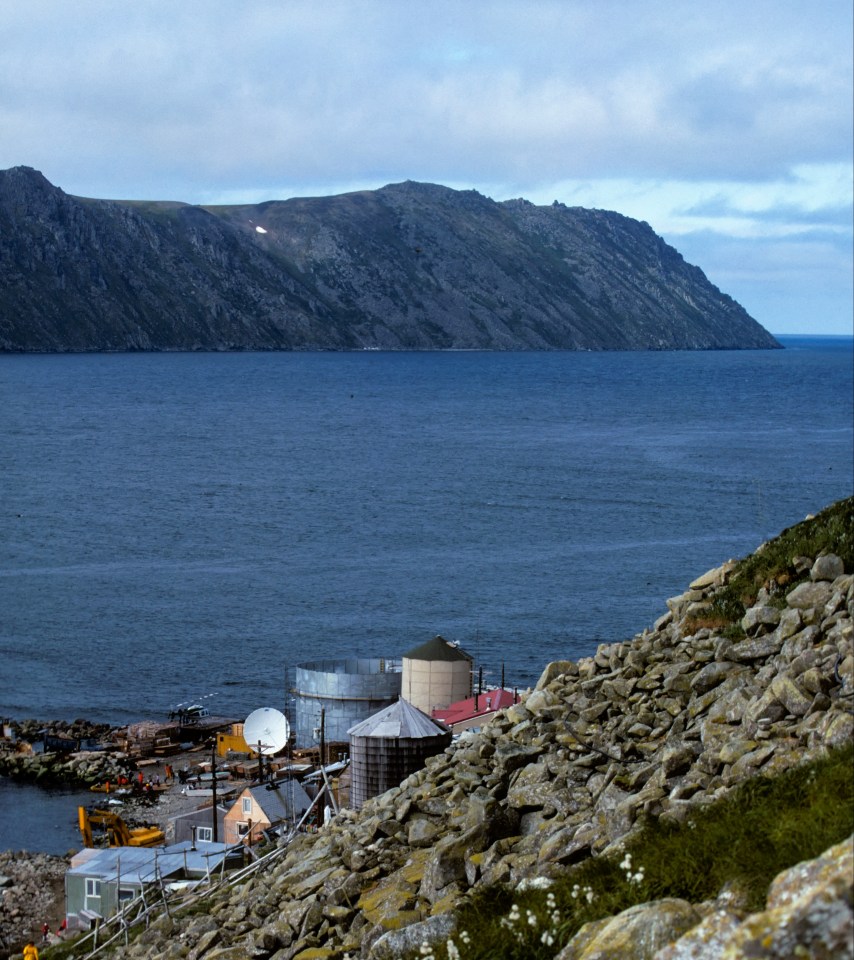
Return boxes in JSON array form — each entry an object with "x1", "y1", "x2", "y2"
[{"x1": 243, "y1": 707, "x2": 290, "y2": 756}]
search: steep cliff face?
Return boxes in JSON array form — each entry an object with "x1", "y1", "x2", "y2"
[{"x1": 0, "y1": 167, "x2": 779, "y2": 352}]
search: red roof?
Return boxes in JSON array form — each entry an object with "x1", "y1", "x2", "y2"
[{"x1": 431, "y1": 688, "x2": 518, "y2": 726}]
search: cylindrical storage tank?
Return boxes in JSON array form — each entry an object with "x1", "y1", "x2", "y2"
[
  {"x1": 292, "y1": 658, "x2": 402, "y2": 748},
  {"x1": 401, "y1": 635, "x2": 473, "y2": 715},
  {"x1": 348, "y1": 699, "x2": 452, "y2": 811}
]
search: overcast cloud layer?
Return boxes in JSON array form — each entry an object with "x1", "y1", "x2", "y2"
[{"x1": 1, "y1": 1, "x2": 851, "y2": 334}]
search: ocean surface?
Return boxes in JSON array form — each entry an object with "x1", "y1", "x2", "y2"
[{"x1": 1, "y1": 336, "x2": 852, "y2": 852}]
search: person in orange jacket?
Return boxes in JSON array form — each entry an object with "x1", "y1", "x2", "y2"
[{"x1": 23, "y1": 941, "x2": 39, "y2": 960}]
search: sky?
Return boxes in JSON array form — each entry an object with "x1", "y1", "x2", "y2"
[{"x1": 1, "y1": 1, "x2": 851, "y2": 335}]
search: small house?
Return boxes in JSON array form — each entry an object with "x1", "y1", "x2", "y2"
[
  {"x1": 222, "y1": 779, "x2": 312, "y2": 845},
  {"x1": 168, "y1": 803, "x2": 228, "y2": 845},
  {"x1": 431, "y1": 687, "x2": 520, "y2": 734},
  {"x1": 64, "y1": 841, "x2": 240, "y2": 930}
]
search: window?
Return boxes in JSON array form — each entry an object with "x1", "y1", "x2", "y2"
[
  {"x1": 85, "y1": 879, "x2": 101, "y2": 898},
  {"x1": 237, "y1": 821, "x2": 250, "y2": 836},
  {"x1": 118, "y1": 888, "x2": 136, "y2": 903},
  {"x1": 196, "y1": 826, "x2": 213, "y2": 843},
  {"x1": 242, "y1": 797, "x2": 252, "y2": 815}
]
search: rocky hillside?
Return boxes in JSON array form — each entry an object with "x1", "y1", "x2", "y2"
[
  {"x1": 0, "y1": 166, "x2": 779, "y2": 353},
  {"x1": 70, "y1": 498, "x2": 852, "y2": 960}
]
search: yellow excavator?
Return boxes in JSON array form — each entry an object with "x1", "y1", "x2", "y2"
[{"x1": 78, "y1": 806, "x2": 165, "y2": 848}]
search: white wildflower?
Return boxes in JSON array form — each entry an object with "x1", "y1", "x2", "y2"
[
  {"x1": 518, "y1": 876, "x2": 553, "y2": 891},
  {"x1": 541, "y1": 930, "x2": 555, "y2": 946},
  {"x1": 501, "y1": 903, "x2": 522, "y2": 930},
  {"x1": 446, "y1": 939, "x2": 461, "y2": 960},
  {"x1": 526, "y1": 909, "x2": 538, "y2": 928}
]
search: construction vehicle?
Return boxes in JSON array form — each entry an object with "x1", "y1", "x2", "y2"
[{"x1": 78, "y1": 806, "x2": 165, "y2": 848}]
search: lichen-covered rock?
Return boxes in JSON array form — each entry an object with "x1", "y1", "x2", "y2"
[
  {"x1": 556, "y1": 898, "x2": 700, "y2": 959},
  {"x1": 686, "y1": 835, "x2": 853, "y2": 960},
  {"x1": 651, "y1": 909, "x2": 743, "y2": 960},
  {"x1": 367, "y1": 914, "x2": 456, "y2": 960},
  {"x1": 787, "y1": 580, "x2": 834, "y2": 610},
  {"x1": 811, "y1": 554, "x2": 845, "y2": 581}
]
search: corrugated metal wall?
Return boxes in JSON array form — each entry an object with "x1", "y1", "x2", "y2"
[
  {"x1": 292, "y1": 658, "x2": 402, "y2": 747},
  {"x1": 349, "y1": 731, "x2": 452, "y2": 810}
]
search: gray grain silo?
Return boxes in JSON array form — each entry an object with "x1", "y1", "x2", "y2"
[
  {"x1": 401, "y1": 635, "x2": 473, "y2": 714},
  {"x1": 347, "y1": 698, "x2": 452, "y2": 811},
  {"x1": 292, "y1": 658, "x2": 402, "y2": 748}
]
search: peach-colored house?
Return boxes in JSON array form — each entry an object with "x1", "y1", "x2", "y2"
[{"x1": 222, "y1": 780, "x2": 311, "y2": 845}]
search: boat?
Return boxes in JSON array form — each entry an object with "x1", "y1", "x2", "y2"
[
  {"x1": 181, "y1": 769, "x2": 231, "y2": 785},
  {"x1": 90, "y1": 781, "x2": 170, "y2": 795},
  {"x1": 181, "y1": 784, "x2": 237, "y2": 798},
  {"x1": 198, "y1": 770, "x2": 231, "y2": 782}
]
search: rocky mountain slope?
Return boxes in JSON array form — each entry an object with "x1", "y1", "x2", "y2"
[
  {"x1": 64, "y1": 498, "x2": 851, "y2": 960},
  {"x1": 0, "y1": 166, "x2": 779, "y2": 353}
]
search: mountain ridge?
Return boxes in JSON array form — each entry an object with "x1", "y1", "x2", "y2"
[{"x1": 0, "y1": 166, "x2": 780, "y2": 353}]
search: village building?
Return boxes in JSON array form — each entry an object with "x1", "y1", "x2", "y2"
[
  {"x1": 64, "y1": 841, "x2": 240, "y2": 930},
  {"x1": 222, "y1": 779, "x2": 312, "y2": 845},
  {"x1": 431, "y1": 687, "x2": 520, "y2": 734},
  {"x1": 168, "y1": 803, "x2": 228, "y2": 845}
]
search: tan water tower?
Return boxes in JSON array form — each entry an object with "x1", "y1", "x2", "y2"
[{"x1": 401, "y1": 635, "x2": 473, "y2": 714}]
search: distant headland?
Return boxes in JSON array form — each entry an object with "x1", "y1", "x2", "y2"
[{"x1": 0, "y1": 166, "x2": 780, "y2": 354}]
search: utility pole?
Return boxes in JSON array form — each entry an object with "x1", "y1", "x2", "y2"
[{"x1": 211, "y1": 741, "x2": 218, "y2": 842}]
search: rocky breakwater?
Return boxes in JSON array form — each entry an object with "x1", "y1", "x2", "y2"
[
  {"x1": 0, "y1": 720, "x2": 127, "y2": 787},
  {"x1": 98, "y1": 541, "x2": 853, "y2": 959}
]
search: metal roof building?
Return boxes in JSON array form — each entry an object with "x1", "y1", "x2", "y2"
[
  {"x1": 431, "y1": 687, "x2": 520, "y2": 733},
  {"x1": 65, "y1": 841, "x2": 240, "y2": 929}
]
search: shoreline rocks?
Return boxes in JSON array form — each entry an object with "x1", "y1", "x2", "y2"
[
  {"x1": 0, "y1": 748, "x2": 129, "y2": 787},
  {"x1": 0, "y1": 720, "x2": 130, "y2": 787}
]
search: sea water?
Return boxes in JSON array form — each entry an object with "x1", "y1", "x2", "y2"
[{"x1": 1, "y1": 337, "x2": 852, "y2": 852}]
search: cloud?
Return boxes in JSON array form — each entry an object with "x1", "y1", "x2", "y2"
[
  {"x1": 530, "y1": 164, "x2": 852, "y2": 238},
  {"x1": 0, "y1": 0, "x2": 850, "y2": 332},
  {"x1": 1, "y1": 0, "x2": 850, "y2": 195},
  {"x1": 673, "y1": 231, "x2": 853, "y2": 335}
]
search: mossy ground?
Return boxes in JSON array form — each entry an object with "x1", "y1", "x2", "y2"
[{"x1": 683, "y1": 495, "x2": 853, "y2": 637}]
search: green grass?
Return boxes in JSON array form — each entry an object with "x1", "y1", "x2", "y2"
[
  {"x1": 683, "y1": 496, "x2": 853, "y2": 638},
  {"x1": 412, "y1": 743, "x2": 854, "y2": 960}
]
